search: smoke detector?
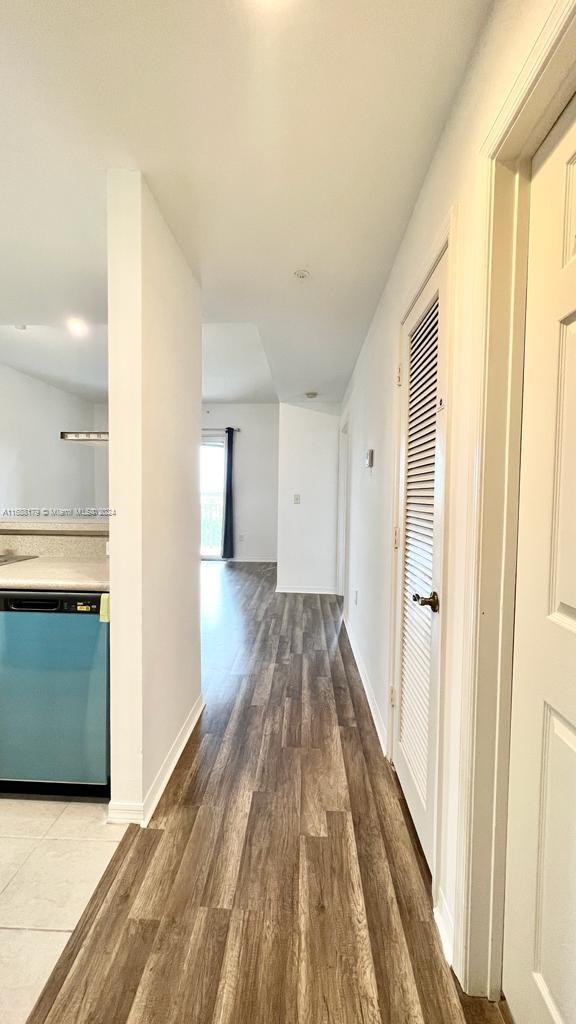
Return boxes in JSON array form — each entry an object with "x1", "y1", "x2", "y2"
[{"x1": 294, "y1": 269, "x2": 311, "y2": 280}]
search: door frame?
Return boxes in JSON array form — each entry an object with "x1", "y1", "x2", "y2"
[
  {"x1": 336, "y1": 419, "x2": 351, "y2": 606},
  {"x1": 390, "y1": 244, "x2": 454, "y2": 882},
  {"x1": 451, "y1": 0, "x2": 576, "y2": 999}
]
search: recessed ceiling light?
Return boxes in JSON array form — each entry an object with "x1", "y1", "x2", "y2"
[
  {"x1": 66, "y1": 316, "x2": 89, "y2": 337},
  {"x1": 305, "y1": 391, "x2": 318, "y2": 399},
  {"x1": 294, "y1": 269, "x2": 311, "y2": 280}
]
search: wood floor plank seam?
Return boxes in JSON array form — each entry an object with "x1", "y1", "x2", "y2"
[{"x1": 27, "y1": 563, "x2": 501, "y2": 1024}]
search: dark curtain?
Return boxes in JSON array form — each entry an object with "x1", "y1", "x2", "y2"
[{"x1": 222, "y1": 428, "x2": 235, "y2": 559}]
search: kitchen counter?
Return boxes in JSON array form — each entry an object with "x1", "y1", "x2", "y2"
[
  {"x1": 0, "y1": 556, "x2": 109, "y2": 592},
  {"x1": 0, "y1": 519, "x2": 109, "y2": 537}
]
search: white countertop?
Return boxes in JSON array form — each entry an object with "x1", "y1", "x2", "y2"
[
  {"x1": 0, "y1": 556, "x2": 109, "y2": 592},
  {"x1": 0, "y1": 519, "x2": 109, "y2": 537}
]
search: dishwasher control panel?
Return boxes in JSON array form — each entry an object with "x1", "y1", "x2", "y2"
[
  {"x1": 64, "y1": 598, "x2": 100, "y2": 614},
  {"x1": 0, "y1": 592, "x2": 102, "y2": 614}
]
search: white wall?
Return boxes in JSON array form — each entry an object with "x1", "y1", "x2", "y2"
[
  {"x1": 341, "y1": 0, "x2": 560, "y2": 983},
  {"x1": 92, "y1": 402, "x2": 109, "y2": 509},
  {"x1": 108, "y1": 168, "x2": 202, "y2": 824},
  {"x1": 0, "y1": 362, "x2": 101, "y2": 512},
  {"x1": 276, "y1": 402, "x2": 339, "y2": 594},
  {"x1": 202, "y1": 403, "x2": 278, "y2": 562}
]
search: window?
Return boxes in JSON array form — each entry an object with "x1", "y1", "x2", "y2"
[{"x1": 200, "y1": 436, "x2": 226, "y2": 558}]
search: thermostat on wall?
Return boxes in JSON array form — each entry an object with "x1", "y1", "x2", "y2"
[{"x1": 365, "y1": 449, "x2": 374, "y2": 468}]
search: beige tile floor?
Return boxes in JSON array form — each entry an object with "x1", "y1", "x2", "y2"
[{"x1": 0, "y1": 798, "x2": 127, "y2": 1024}]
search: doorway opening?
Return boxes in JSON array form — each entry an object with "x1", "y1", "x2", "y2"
[
  {"x1": 200, "y1": 435, "x2": 226, "y2": 558},
  {"x1": 337, "y1": 421, "x2": 350, "y2": 608}
]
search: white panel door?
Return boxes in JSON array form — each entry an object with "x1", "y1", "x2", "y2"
[
  {"x1": 393, "y1": 254, "x2": 448, "y2": 868},
  {"x1": 504, "y1": 93, "x2": 576, "y2": 1024}
]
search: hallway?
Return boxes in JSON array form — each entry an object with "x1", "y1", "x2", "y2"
[{"x1": 29, "y1": 563, "x2": 498, "y2": 1023}]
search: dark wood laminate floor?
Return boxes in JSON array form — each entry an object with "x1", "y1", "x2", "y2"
[{"x1": 28, "y1": 562, "x2": 508, "y2": 1024}]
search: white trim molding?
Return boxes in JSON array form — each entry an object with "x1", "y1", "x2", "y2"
[
  {"x1": 336, "y1": 420, "x2": 350, "y2": 601},
  {"x1": 141, "y1": 693, "x2": 205, "y2": 826},
  {"x1": 453, "y1": 0, "x2": 576, "y2": 999},
  {"x1": 107, "y1": 801, "x2": 145, "y2": 826},
  {"x1": 344, "y1": 614, "x2": 388, "y2": 757},
  {"x1": 108, "y1": 693, "x2": 205, "y2": 827},
  {"x1": 434, "y1": 888, "x2": 455, "y2": 965},
  {"x1": 276, "y1": 584, "x2": 339, "y2": 595},
  {"x1": 229, "y1": 558, "x2": 278, "y2": 564},
  {"x1": 388, "y1": 209, "x2": 458, "y2": 890},
  {"x1": 346, "y1": 607, "x2": 454, "y2": 956}
]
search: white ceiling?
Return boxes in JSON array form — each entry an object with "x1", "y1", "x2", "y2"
[
  {"x1": 203, "y1": 324, "x2": 276, "y2": 403},
  {"x1": 0, "y1": 0, "x2": 492, "y2": 403},
  {"x1": 0, "y1": 321, "x2": 273, "y2": 405},
  {"x1": 0, "y1": 324, "x2": 108, "y2": 403}
]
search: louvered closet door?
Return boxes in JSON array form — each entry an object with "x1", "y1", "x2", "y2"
[{"x1": 393, "y1": 254, "x2": 448, "y2": 869}]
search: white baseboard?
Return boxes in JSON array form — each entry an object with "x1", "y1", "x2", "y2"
[
  {"x1": 343, "y1": 613, "x2": 389, "y2": 757},
  {"x1": 434, "y1": 888, "x2": 455, "y2": 965},
  {"x1": 107, "y1": 692, "x2": 205, "y2": 827},
  {"x1": 276, "y1": 584, "x2": 339, "y2": 595},
  {"x1": 107, "y1": 801, "x2": 145, "y2": 825},
  {"x1": 141, "y1": 693, "x2": 205, "y2": 826},
  {"x1": 229, "y1": 558, "x2": 278, "y2": 564},
  {"x1": 344, "y1": 614, "x2": 456, "y2": 969}
]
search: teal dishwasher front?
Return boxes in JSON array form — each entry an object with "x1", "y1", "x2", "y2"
[{"x1": 0, "y1": 591, "x2": 109, "y2": 793}]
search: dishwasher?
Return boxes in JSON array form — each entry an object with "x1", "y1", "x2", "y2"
[{"x1": 0, "y1": 591, "x2": 109, "y2": 796}]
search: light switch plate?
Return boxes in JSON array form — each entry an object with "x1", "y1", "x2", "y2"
[{"x1": 294, "y1": 494, "x2": 301, "y2": 504}]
